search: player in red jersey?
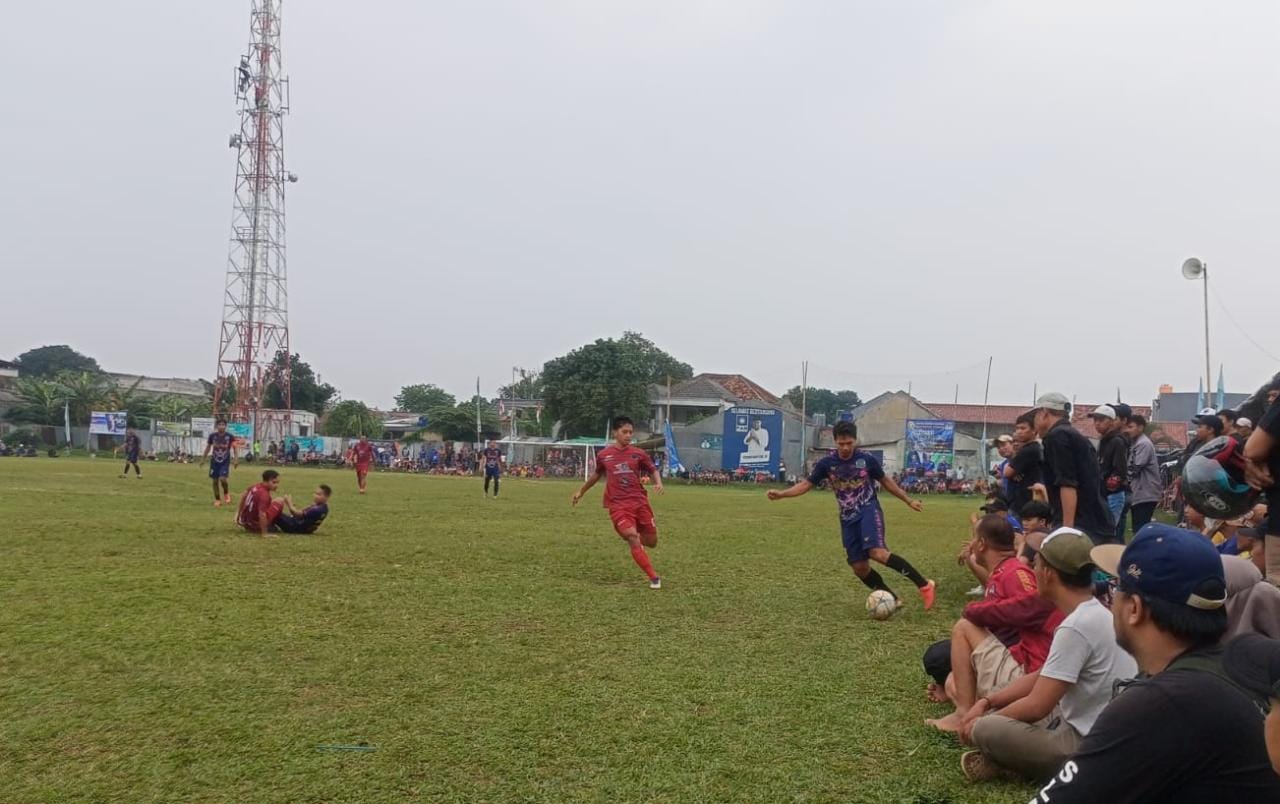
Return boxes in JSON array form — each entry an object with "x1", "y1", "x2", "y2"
[
  {"x1": 347, "y1": 435, "x2": 375, "y2": 494},
  {"x1": 571, "y1": 416, "x2": 665, "y2": 589},
  {"x1": 236, "y1": 469, "x2": 283, "y2": 537}
]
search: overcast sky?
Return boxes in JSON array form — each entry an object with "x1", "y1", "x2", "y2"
[{"x1": 3, "y1": 1, "x2": 1278, "y2": 410}]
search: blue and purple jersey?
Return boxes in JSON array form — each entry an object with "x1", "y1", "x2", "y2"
[
  {"x1": 808, "y1": 450, "x2": 885, "y2": 523},
  {"x1": 483, "y1": 447, "x2": 503, "y2": 473},
  {"x1": 124, "y1": 433, "x2": 141, "y2": 456},
  {"x1": 208, "y1": 431, "x2": 234, "y2": 463}
]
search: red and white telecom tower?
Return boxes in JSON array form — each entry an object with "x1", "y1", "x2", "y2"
[{"x1": 213, "y1": 0, "x2": 297, "y2": 436}]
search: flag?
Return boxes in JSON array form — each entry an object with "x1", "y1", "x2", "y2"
[
  {"x1": 1196, "y1": 378, "x2": 1205, "y2": 415},
  {"x1": 1216, "y1": 365, "x2": 1225, "y2": 411},
  {"x1": 64, "y1": 401, "x2": 72, "y2": 448},
  {"x1": 664, "y1": 420, "x2": 684, "y2": 475}
]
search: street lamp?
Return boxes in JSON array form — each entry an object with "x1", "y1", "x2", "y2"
[{"x1": 1181, "y1": 257, "x2": 1211, "y2": 395}]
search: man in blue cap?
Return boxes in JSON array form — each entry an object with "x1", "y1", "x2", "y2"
[{"x1": 1031, "y1": 523, "x2": 1280, "y2": 802}]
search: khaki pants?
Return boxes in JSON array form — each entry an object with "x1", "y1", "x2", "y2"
[
  {"x1": 972, "y1": 634, "x2": 1023, "y2": 699},
  {"x1": 971, "y1": 713, "x2": 1082, "y2": 781}
]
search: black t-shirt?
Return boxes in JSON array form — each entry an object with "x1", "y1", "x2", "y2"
[
  {"x1": 1261, "y1": 399, "x2": 1280, "y2": 534},
  {"x1": 1041, "y1": 420, "x2": 1115, "y2": 542},
  {"x1": 1096, "y1": 432, "x2": 1130, "y2": 493},
  {"x1": 1006, "y1": 441, "x2": 1043, "y2": 511},
  {"x1": 1031, "y1": 650, "x2": 1280, "y2": 804}
]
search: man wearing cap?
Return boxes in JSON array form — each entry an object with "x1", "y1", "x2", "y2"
[
  {"x1": 959, "y1": 528, "x2": 1137, "y2": 783},
  {"x1": 1236, "y1": 416, "x2": 1254, "y2": 441},
  {"x1": 1031, "y1": 393, "x2": 1116, "y2": 545},
  {"x1": 1223, "y1": 634, "x2": 1280, "y2": 775},
  {"x1": 992, "y1": 434, "x2": 1015, "y2": 500},
  {"x1": 1090, "y1": 405, "x2": 1130, "y2": 542},
  {"x1": 1031, "y1": 524, "x2": 1280, "y2": 802}
]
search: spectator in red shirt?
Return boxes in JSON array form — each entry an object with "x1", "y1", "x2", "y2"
[
  {"x1": 236, "y1": 469, "x2": 283, "y2": 537},
  {"x1": 927, "y1": 514, "x2": 1062, "y2": 734}
]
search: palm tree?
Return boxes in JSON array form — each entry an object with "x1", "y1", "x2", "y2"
[
  {"x1": 56, "y1": 371, "x2": 110, "y2": 426},
  {"x1": 102, "y1": 377, "x2": 155, "y2": 428},
  {"x1": 6, "y1": 377, "x2": 65, "y2": 426}
]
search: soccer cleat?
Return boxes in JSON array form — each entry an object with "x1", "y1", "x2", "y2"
[
  {"x1": 649, "y1": 577, "x2": 662, "y2": 590},
  {"x1": 919, "y1": 580, "x2": 937, "y2": 611}
]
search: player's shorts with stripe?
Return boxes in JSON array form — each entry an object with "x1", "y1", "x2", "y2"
[
  {"x1": 840, "y1": 509, "x2": 886, "y2": 564},
  {"x1": 608, "y1": 500, "x2": 656, "y2": 537},
  {"x1": 209, "y1": 459, "x2": 231, "y2": 479}
]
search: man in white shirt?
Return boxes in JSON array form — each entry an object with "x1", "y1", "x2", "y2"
[
  {"x1": 958, "y1": 527, "x2": 1138, "y2": 782},
  {"x1": 744, "y1": 419, "x2": 769, "y2": 457}
]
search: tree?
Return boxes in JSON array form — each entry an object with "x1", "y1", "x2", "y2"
[
  {"x1": 264, "y1": 351, "x2": 337, "y2": 415},
  {"x1": 56, "y1": 371, "x2": 111, "y2": 426},
  {"x1": 783, "y1": 387, "x2": 863, "y2": 421},
  {"x1": 424, "y1": 398, "x2": 501, "y2": 442},
  {"x1": 152, "y1": 394, "x2": 213, "y2": 422},
  {"x1": 5, "y1": 377, "x2": 65, "y2": 425},
  {"x1": 395, "y1": 384, "x2": 456, "y2": 413},
  {"x1": 498, "y1": 369, "x2": 545, "y2": 400},
  {"x1": 102, "y1": 377, "x2": 157, "y2": 429},
  {"x1": 16, "y1": 345, "x2": 102, "y2": 378},
  {"x1": 322, "y1": 400, "x2": 383, "y2": 438},
  {"x1": 542, "y1": 332, "x2": 690, "y2": 437}
]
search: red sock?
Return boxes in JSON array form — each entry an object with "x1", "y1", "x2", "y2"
[{"x1": 630, "y1": 544, "x2": 658, "y2": 580}]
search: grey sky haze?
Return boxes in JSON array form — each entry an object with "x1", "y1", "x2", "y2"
[{"x1": 3, "y1": 1, "x2": 1277, "y2": 410}]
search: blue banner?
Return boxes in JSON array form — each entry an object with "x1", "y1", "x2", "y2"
[
  {"x1": 722, "y1": 407, "x2": 782, "y2": 475},
  {"x1": 664, "y1": 420, "x2": 684, "y2": 475},
  {"x1": 905, "y1": 419, "x2": 955, "y2": 474}
]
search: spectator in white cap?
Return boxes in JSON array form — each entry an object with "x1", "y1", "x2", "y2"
[
  {"x1": 959, "y1": 528, "x2": 1137, "y2": 783},
  {"x1": 1090, "y1": 404, "x2": 1129, "y2": 542},
  {"x1": 1236, "y1": 417, "x2": 1254, "y2": 441},
  {"x1": 1030, "y1": 393, "x2": 1117, "y2": 545}
]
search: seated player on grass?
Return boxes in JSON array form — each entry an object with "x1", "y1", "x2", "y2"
[
  {"x1": 768, "y1": 420, "x2": 935, "y2": 610},
  {"x1": 274, "y1": 484, "x2": 332, "y2": 535},
  {"x1": 236, "y1": 469, "x2": 283, "y2": 538},
  {"x1": 925, "y1": 514, "x2": 1062, "y2": 729},
  {"x1": 958, "y1": 528, "x2": 1137, "y2": 783}
]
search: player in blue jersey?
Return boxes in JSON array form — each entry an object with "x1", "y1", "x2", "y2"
[
  {"x1": 275, "y1": 484, "x2": 332, "y2": 535},
  {"x1": 199, "y1": 419, "x2": 239, "y2": 507},
  {"x1": 482, "y1": 439, "x2": 503, "y2": 498},
  {"x1": 117, "y1": 427, "x2": 143, "y2": 479},
  {"x1": 768, "y1": 420, "x2": 936, "y2": 610}
]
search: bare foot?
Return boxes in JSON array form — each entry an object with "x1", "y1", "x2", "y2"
[
  {"x1": 926, "y1": 682, "x2": 950, "y2": 703},
  {"x1": 925, "y1": 712, "x2": 964, "y2": 733}
]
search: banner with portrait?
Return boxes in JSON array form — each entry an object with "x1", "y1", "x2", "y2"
[
  {"x1": 905, "y1": 419, "x2": 955, "y2": 475},
  {"x1": 722, "y1": 407, "x2": 782, "y2": 475},
  {"x1": 89, "y1": 411, "x2": 128, "y2": 435}
]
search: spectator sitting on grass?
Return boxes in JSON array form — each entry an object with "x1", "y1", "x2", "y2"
[
  {"x1": 1030, "y1": 524, "x2": 1280, "y2": 803},
  {"x1": 958, "y1": 528, "x2": 1138, "y2": 783},
  {"x1": 923, "y1": 515, "x2": 1062, "y2": 726}
]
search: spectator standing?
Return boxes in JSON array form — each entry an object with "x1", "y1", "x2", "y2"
[
  {"x1": 1032, "y1": 525, "x2": 1280, "y2": 803},
  {"x1": 961, "y1": 528, "x2": 1138, "y2": 783},
  {"x1": 1243, "y1": 388, "x2": 1280, "y2": 585},
  {"x1": 992, "y1": 435, "x2": 1014, "y2": 498},
  {"x1": 1090, "y1": 405, "x2": 1129, "y2": 542},
  {"x1": 1032, "y1": 393, "x2": 1116, "y2": 545},
  {"x1": 1004, "y1": 411, "x2": 1044, "y2": 513},
  {"x1": 1123, "y1": 414, "x2": 1162, "y2": 534}
]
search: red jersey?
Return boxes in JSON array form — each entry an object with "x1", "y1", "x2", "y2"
[
  {"x1": 595, "y1": 445, "x2": 656, "y2": 508},
  {"x1": 963, "y1": 557, "x2": 1062, "y2": 672},
  {"x1": 237, "y1": 482, "x2": 273, "y2": 529},
  {"x1": 352, "y1": 441, "x2": 375, "y2": 466}
]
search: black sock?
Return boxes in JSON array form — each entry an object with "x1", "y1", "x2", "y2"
[
  {"x1": 885, "y1": 554, "x2": 928, "y2": 588},
  {"x1": 484, "y1": 477, "x2": 491, "y2": 494},
  {"x1": 858, "y1": 568, "x2": 895, "y2": 598},
  {"x1": 493, "y1": 479, "x2": 499, "y2": 497}
]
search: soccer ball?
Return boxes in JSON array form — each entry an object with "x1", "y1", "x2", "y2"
[{"x1": 866, "y1": 590, "x2": 898, "y2": 621}]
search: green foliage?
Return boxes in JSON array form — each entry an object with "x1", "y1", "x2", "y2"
[
  {"x1": 55, "y1": 371, "x2": 111, "y2": 426},
  {"x1": 783, "y1": 387, "x2": 863, "y2": 421},
  {"x1": 321, "y1": 399, "x2": 382, "y2": 438},
  {"x1": 101, "y1": 376, "x2": 156, "y2": 429},
  {"x1": 6, "y1": 377, "x2": 65, "y2": 425},
  {"x1": 15, "y1": 345, "x2": 102, "y2": 378},
  {"x1": 426, "y1": 398, "x2": 501, "y2": 442},
  {"x1": 542, "y1": 332, "x2": 691, "y2": 437},
  {"x1": 395, "y1": 384, "x2": 456, "y2": 413},
  {"x1": 498, "y1": 369, "x2": 544, "y2": 401},
  {"x1": 264, "y1": 352, "x2": 337, "y2": 415},
  {"x1": 152, "y1": 394, "x2": 212, "y2": 423},
  {"x1": 0, "y1": 465, "x2": 1032, "y2": 803}
]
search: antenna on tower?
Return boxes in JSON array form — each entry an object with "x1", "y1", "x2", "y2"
[{"x1": 213, "y1": 0, "x2": 298, "y2": 446}]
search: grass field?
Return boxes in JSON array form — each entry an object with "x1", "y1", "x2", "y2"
[{"x1": 0, "y1": 458, "x2": 1037, "y2": 803}]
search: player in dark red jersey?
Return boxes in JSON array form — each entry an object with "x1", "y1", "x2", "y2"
[
  {"x1": 572, "y1": 416, "x2": 665, "y2": 589},
  {"x1": 200, "y1": 419, "x2": 239, "y2": 506},
  {"x1": 481, "y1": 439, "x2": 503, "y2": 497},
  {"x1": 117, "y1": 427, "x2": 143, "y2": 479},
  {"x1": 236, "y1": 469, "x2": 283, "y2": 537},
  {"x1": 348, "y1": 435, "x2": 375, "y2": 494}
]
